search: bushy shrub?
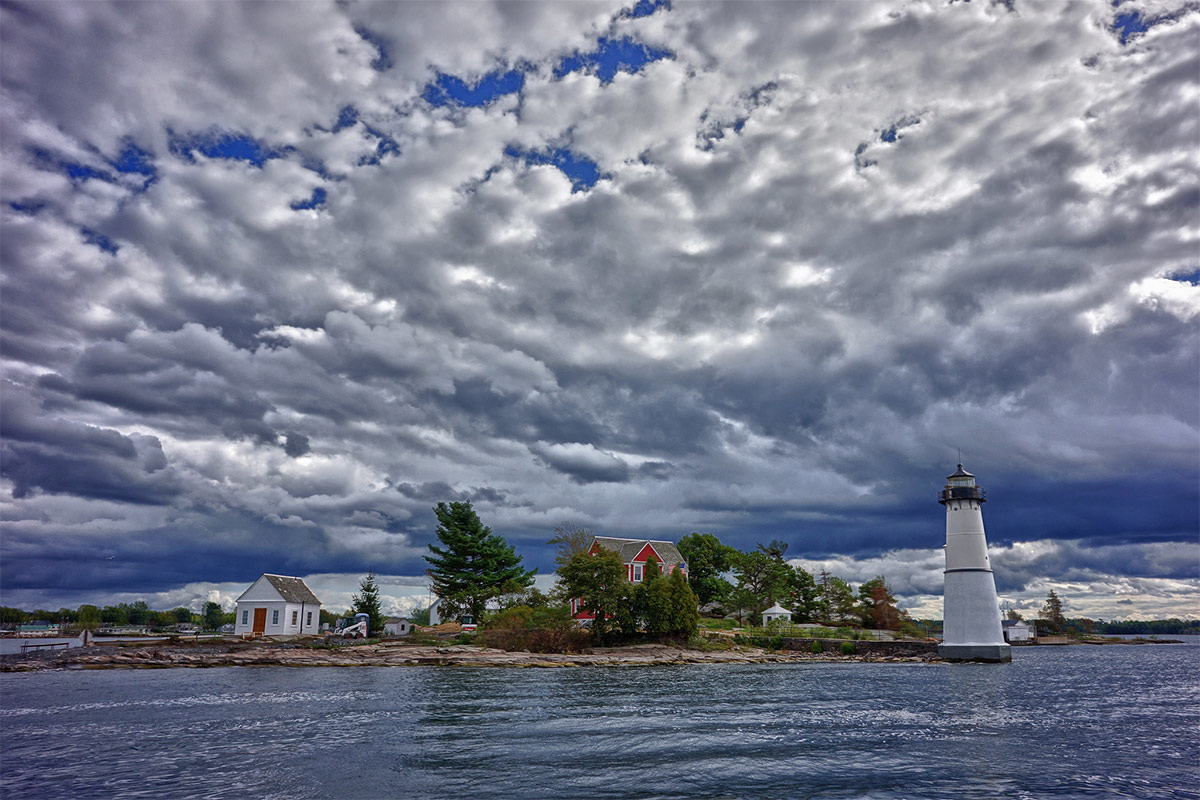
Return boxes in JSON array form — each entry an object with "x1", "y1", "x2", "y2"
[
  {"x1": 479, "y1": 603, "x2": 590, "y2": 653},
  {"x1": 840, "y1": 641, "x2": 856, "y2": 655},
  {"x1": 479, "y1": 627, "x2": 591, "y2": 654},
  {"x1": 485, "y1": 604, "x2": 572, "y2": 632},
  {"x1": 810, "y1": 640, "x2": 823, "y2": 654},
  {"x1": 686, "y1": 634, "x2": 734, "y2": 652}
]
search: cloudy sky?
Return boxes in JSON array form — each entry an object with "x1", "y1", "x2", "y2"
[{"x1": 2, "y1": 0, "x2": 1196, "y2": 621}]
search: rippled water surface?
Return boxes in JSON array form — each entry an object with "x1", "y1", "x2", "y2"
[{"x1": 2, "y1": 644, "x2": 1197, "y2": 799}]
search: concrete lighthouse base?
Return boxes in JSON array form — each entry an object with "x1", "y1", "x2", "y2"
[{"x1": 938, "y1": 643, "x2": 1012, "y2": 663}]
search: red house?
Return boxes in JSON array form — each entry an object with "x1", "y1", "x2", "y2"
[{"x1": 570, "y1": 536, "x2": 688, "y2": 619}]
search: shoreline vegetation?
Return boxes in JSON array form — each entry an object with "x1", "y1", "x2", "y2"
[{"x1": 1, "y1": 629, "x2": 1185, "y2": 673}]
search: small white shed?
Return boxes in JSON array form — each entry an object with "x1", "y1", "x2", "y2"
[
  {"x1": 234, "y1": 574, "x2": 322, "y2": 637},
  {"x1": 384, "y1": 617, "x2": 411, "y2": 637},
  {"x1": 1003, "y1": 619, "x2": 1035, "y2": 642},
  {"x1": 762, "y1": 603, "x2": 792, "y2": 626}
]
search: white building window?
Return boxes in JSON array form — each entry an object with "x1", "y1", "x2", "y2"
[
  {"x1": 632, "y1": 564, "x2": 643, "y2": 582},
  {"x1": 272, "y1": 610, "x2": 279, "y2": 625},
  {"x1": 291, "y1": 610, "x2": 298, "y2": 626},
  {"x1": 306, "y1": 612, "x2": 313, "y2": 627},
  {"x1": 242, "y1": 610, "x2": 248, "y2": 625}
]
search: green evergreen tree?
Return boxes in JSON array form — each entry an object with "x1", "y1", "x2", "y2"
[
  {"x1": 664, "y1": 567, "x2": 699, "y2": 639},
  {"x1": 639, "y1": 557, "x2": 671, "y2": 635},
  {"x1": 425, "y1": 501, "x2": 535, "y2": 622},
  {"x1": 351, "y1": 572, "x2": 385, "y2": 636},
  {"x1": 1039, "y1": 590, "x2": 1066, "y2": 634}
]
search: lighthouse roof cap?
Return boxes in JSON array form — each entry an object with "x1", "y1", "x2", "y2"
[{"x1": 948, "y1": 463, "x2": 974, "y2": 479}]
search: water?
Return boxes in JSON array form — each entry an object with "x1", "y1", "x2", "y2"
[
  {"x1": 1, "y1": 644, "x2": 1197, "y2": 799},
  {"x1": 0, "y1": 636, "x2": 183, "y2": 655}
]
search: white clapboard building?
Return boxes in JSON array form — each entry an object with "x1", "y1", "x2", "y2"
[{"x1": 234, "y1": 574, "x2": 322, "y2": 637}]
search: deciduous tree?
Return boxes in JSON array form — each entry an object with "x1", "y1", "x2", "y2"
[
  {"x1": 730, "y1": 550, "x2": 792, "y2": 623},
  {"x1": 77, "y1": 604, "x2": 101, "y2": 631},
  {"x1": 857, "y1": 576, "x2": 905, "y2": 630},
  {"x1": 816, "y1": 571, "x2": 857, "y2": 624},
  {"x1": 784, "y1": 566, "x2": 820, "y2": 622},
  {"x1": 557, "y1": 549, "x2": 630, "y2": 644},
  {"x1": 678, "y1": 532, "x2": 736, "y2": 607},
  {"x1": 203, "y1": 601, "x2": 225, "y2": 631},
  {"x1": 548, "y1": 523, "x2": 594, "y2": 569}
]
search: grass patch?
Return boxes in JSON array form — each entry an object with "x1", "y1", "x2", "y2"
[{"x1": 698, "y1": 618, "x2": 740, "y2": 631}]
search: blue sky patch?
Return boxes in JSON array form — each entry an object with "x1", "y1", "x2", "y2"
[
  {"x1": 1111, "y1": 7, "x2": 1187, "y2": 45},
  {"x1": 1112, "y1": 11, "x2": 1149, "y2": 44},
  {"x1": 355, "y1": 25, "x2": 393, "y2": 71},
  {"x1": 111, "y1": 142, "x2": 157, "y2": 189},
  {"x1": 880, "y1": 114, "x2": 921, "y2": 144},
  {"x1": 112, "y1": 143, "x2": 156, "y2": 177},
  {"x1": 81, "y1": 228, "x2": 119, "y2": 255},
  {"x1": 31, "y1": 142, "x2": 158, "y2": 190},
  {"x1": 333, "y1": 105, "x2": 358, "y2": 132},
  {"x1": 423, "y1": 68, "x2": 526, "y2": 108},
  {"x1": 358, "y1": 126, "x2": 401, "y2": 166},
  {"x1": 9, "y1": 200, "x2": 46, "y2": 214},
  {"x1": 555, "y1": 36, "x2": 672, "y2": 84},
  {"x1": 506, "y1": 145, "x2": 605, "y2": 192},
  {"x1": 1169, "y1": 268, "x2": 1200, "y2": 286},
  {"x1": 623, "y1": 0, "x2": 670, "y2": 19},
  {"x1": 290, "y1": 187, "x2": 327, "y2": 211},
  {"x1": 169, "y1": 130, "x2": 279, "y2": 168},
  {"x1": 64, "y1": 162, "x2": 112, "y2": 182}
]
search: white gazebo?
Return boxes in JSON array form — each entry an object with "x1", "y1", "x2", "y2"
[{"x1": 762, "y1": 603, "x2": 791, "y2": 626}]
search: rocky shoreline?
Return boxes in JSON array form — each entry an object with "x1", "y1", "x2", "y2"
[{"x1": 0, "y1": 637, "x2": 939, "y2": 672}]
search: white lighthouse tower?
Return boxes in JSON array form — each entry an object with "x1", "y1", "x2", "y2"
[{"x1": 938, "y1": 464, "x2": 1011, "y2": 662}]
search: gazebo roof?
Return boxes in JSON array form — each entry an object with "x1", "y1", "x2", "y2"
[{"x1": 763, "y1": 603, "x2": 791, "y2": 615}]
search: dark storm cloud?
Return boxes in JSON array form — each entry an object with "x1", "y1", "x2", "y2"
[
  {"x1": 530, "y1": 441, "x2": 632, "y2": 484},
  {"x1": 0, "y1": 383, "x2": 179, "y2": 504},
  {"x1": 0, "y1": 1, "x2": 1196, "y2": 616},
  {"x1": 283, "y1": 432, "x2": 310, "y2": 458}
]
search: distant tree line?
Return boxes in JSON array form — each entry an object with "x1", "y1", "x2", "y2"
[
  {"x1": 0, "y1": 600, "x2": 235, "y2": 631},
  {"x1": 1083, "y1": 618, "x2": 1200, "y2": 635}
]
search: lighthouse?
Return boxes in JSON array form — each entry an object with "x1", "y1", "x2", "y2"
[{"x1": 938, "y1": 464, "x2": 1011, "y2": 662}]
